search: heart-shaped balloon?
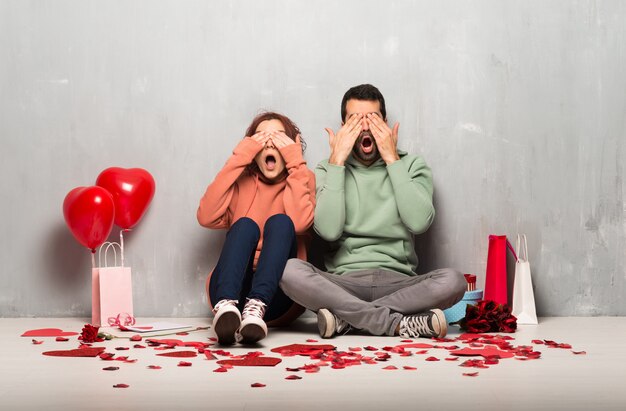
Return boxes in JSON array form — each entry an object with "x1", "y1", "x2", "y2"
[
  {"x1": 96, "y1": 167, "x2": 156, "y2": 229},
  {"x1": 63, "y1": 186, "x2": 115, "y2": 251}
]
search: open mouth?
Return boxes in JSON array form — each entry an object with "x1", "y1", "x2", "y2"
[
  {"x1": 265, "y1": 155, "x2": 277, "y2": 171},
  {"x1": 361, "y1": 135, "x2": 374, "y2": 154}
]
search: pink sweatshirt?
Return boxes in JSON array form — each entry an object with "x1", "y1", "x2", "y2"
[{"x1": 197, "y1": 138, "x2": 316, "y2": 267}]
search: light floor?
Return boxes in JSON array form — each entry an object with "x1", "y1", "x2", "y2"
[{"x1": 1, "y1": 316, "x2": 625, "y2": 411}]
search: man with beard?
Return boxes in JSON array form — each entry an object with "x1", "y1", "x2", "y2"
[{"x1": 280, "y1": 84, "x2": 466, "y2": 339}]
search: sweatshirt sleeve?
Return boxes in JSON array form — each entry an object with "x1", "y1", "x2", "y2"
[
  {"x1": 197, "y1": 138, "x2": 262, "y2": 229},
  {"x1": 279, "y1": 143, "x2": 316, "y2": 234},
  {"x1": 313, "y1": 161, "x2": 346, "y2": 241},
  {"x1": 386, "y1": 155, "x2": 435, "y2": 234}
]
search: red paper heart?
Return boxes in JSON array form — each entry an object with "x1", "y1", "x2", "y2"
[
  {"x1": 96, "y1": 167, "x2": 155, "y2": 229},
  {"x1": 217, "y1": 357, "x2": 282, "y2": 367},
  {"x1": 450, "y1": 346, "x2": 515, "y2": 359},
  {"x1": 396, "y1": 343, "x2": 435, "y2": 349},
  {"x1": 156, "y1": 351, "x2": 198, "y2": 358},
  {"x1": 22, "y1": 328, "x2": 79, "y2": 337},
  {"x1": 271, "y1": 344, "x2": 335, "y2": 356},
  {"x1": 43, "y1": 347, "x2": 106, "y2": 357}
]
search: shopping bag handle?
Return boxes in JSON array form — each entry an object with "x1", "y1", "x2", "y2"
[
  {"x1": 489, "y1": 234, "x2": 518, "y2": 261},
  {"x1": 516, "y1": 234, "x2": 528, "y2": 262},
  {"x1": 98, "y1": 242, "x2": 123, "y2": 268}
]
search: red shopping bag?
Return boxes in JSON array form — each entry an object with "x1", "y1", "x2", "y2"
[{"x1": 484, "y1": 235, "x2": 517, "y2": 305}]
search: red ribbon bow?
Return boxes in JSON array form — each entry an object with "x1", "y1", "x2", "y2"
[{"x1": 108, "y1": 313, "x2": 136, "y2": 327}]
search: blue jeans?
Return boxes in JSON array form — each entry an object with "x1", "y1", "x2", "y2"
[{"x1": 209, "y1": 214, "x2": 297, "y2": 322}]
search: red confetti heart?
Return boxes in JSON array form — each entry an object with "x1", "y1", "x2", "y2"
[
  {"x1": 148, "y1": 365, "x2": 162, "y2": 369},
  {"x1": 115, "y1": 347, "x2": 129, "y2": 351},
  {"x1": 103, "y1": 366, "x2": 119, "y2": 371},
  {"x1": 364, "y1": 346, "x2": 378, "y2": 351},
  {"x1": 32, "y1": 339, "x2": 44, "y2": 345},
  {"x1": 213, "y1": 367, "x2": 229, "y2": 373},
  {"x1": 285, "y1": 375, "x2": 302, "y2": 380},
  {"x1": 55, "y1": 337, "x2": 69, "y2": 342},
  {"x1": 99, "y1": 352, "x2": 115, "y2": 360},
  {"x1": 403, "y1": 366, "x2": 417, "y2": 370},
  {"x1": 348, "y1": 347, "x2": 362, "y2": 352},
  {"x1": 306, "y1": 339, "x2": 318, "y2": 343},
  {"x1": 156, "y1": 351, "x2": 198, "y2": 358},
  {"x1": 22, "y1": 328, "x2": 78, "y2": 337},
  {"x1": 572, "y1": 351, "x2": 587, "y2": 355},
  {"x1": 271, "y1": 344, "x2": 336, "y2": 356},
  {"x1": 450, "y1": 347, "x2": 515, "y2": 359},
  {"x1": 425, "y1": 356, "x2": 440, "y2": 361},
  {"x1": 204, "y1": 351, "x2": 217, "y2": 360},
  {"x1": 532, "y1": 339, "x2": 544, "y2": 344},
  {"x1": 396, "y1": 343, "x2": 435, "y2": 350},
  {"x1": 382, "y1": 365, "x2": 398, "y2": 370},
  {"x1": 250, "y1": 383, "x2": 266, "y2": 388},
  {"x1": 146, "y1": 338, "x2": 183, "y2": 346},
  {"x1": 43, "y1": 347, "x2": 106, "y2": 357},
  {"x1": 130, "y1": 335, "x2": 142, "y2": 341},
  {"x1": 445, "y1": 357, "x2": 459, "y2": 361},
  {"x1": 178, "y1": 361, "x2": 192, "y2": 367},
  {"x1": 217, "y1": 357, "x2": 282, "y2": 367},
  {"x1": 113, "y1": 384, "x2": 129, "y2": 388},
  {"x1": 133, "y1": 344, "x2": 146, "y2": 349},
  {"x1": 463, "y1": 372, "x2": 479, "y2": 377},
  {"x1": 176, "y1": 332, "x2": 189, "y2": 335}
]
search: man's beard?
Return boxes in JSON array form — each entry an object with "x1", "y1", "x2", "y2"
[{"x1": 352, "y1": 131, "x2": 380, "y2": 165}]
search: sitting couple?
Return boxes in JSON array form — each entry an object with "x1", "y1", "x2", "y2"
[{"x1": 197, "y1": 84, "x2": 466, "y2": 345}]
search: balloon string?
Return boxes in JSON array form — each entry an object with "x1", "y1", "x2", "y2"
[
  {"x1": 91, "y1": 250, "x2": 96, "y2": 269},
  {"x1": 120, "y1": 230, "x2": 125, "y2": 267}
]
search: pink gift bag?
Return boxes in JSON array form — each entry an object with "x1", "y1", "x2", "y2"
[
  {"x1": 484, "y1": 235, "x2": 517, "y2": 306},
  {"x1": 92, "y1": 243, "x2": 133, "y2": 327}
]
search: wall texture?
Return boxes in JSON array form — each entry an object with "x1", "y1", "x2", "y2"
[{"x1": 1, "y1": 0, "x2": 624, "y2": 317}]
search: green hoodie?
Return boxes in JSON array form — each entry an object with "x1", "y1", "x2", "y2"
[{"x1": 314, "y1": 150, "x2": 434, "y2": 276}]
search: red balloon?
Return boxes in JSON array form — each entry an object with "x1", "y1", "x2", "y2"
[
  {"x1": 96, "y1": 167, "x2": 156, "y2": 229},
  {"x1": 63, "y1": 186, "x2": 115, "y2": 251}
]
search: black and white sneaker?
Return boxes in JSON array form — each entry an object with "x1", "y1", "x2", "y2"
[
  {"x1": 317, "y1": 308, "x2": 351, "y2": 339},
  {"x1": 398, "y1": 309, "x2": 447, "y2": 338},
  {"x1": 238, "y1": 298, "x2": 268, "y2": 344},
  {"x1": 212, "y1": 299, "x2": 241, "y2": 345}
]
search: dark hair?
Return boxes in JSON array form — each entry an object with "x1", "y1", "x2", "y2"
[
  {"x1": 340, "y1": 84, "x2": 386, "y2": 122},
  {"x1": 245, "y1": 111, "x2": 306, "y2": 152}
]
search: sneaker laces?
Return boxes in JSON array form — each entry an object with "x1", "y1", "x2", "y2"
[
  {"x1": 400, "y1": 314, "x2": 432, "y2": 338},
  {"x1": 335, "y1": 316, "x2": 351, "y2": 334},
  {"x1": 212, "y1": 299, "x2": 238, "y2": 315},
  {"x1": 242, "y1": 298, "x2": 266, "y2": 319}
]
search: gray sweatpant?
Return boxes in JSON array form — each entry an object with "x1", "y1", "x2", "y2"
[{"x1": 280, "y1": 259, "x2": 466, "y2": 336}]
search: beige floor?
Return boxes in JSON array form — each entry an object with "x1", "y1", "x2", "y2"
[{"x1": 1, "y1": 316, "x2": 625, "y2": 411}]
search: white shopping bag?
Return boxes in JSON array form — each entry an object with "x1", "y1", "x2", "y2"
[{"x1": 512, "y1": 234, "x2": 538, "y2": 324}]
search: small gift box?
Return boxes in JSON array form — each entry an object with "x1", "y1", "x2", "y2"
[{"x1": 444, "y1": 273, "x2": 483, "y2": 323}]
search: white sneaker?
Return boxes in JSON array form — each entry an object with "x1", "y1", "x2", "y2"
[
  {"x1": 239, "y1": 298, "x2": 268, "y2": 344},
  {"x1": 398, "y1": 309, "x2": 447, "y2": 338},
  {"x1": 317, "y1": 308, "x2": 351, "y2": 338},
  {"x1": 212, "y1": 299, "x2": 241, "y2": 345}
]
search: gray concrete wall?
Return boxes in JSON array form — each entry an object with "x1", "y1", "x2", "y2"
[{"x1": 1, "y1": 0, "x2": 624, "y2": 317}]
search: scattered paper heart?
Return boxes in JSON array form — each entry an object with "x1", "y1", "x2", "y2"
[
  {"x1": 43, "y1": 347, "x2": 106, "y2": 357},
  {"x1": 22, "y1": 328, "x2": 78, "y2": 337}
]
